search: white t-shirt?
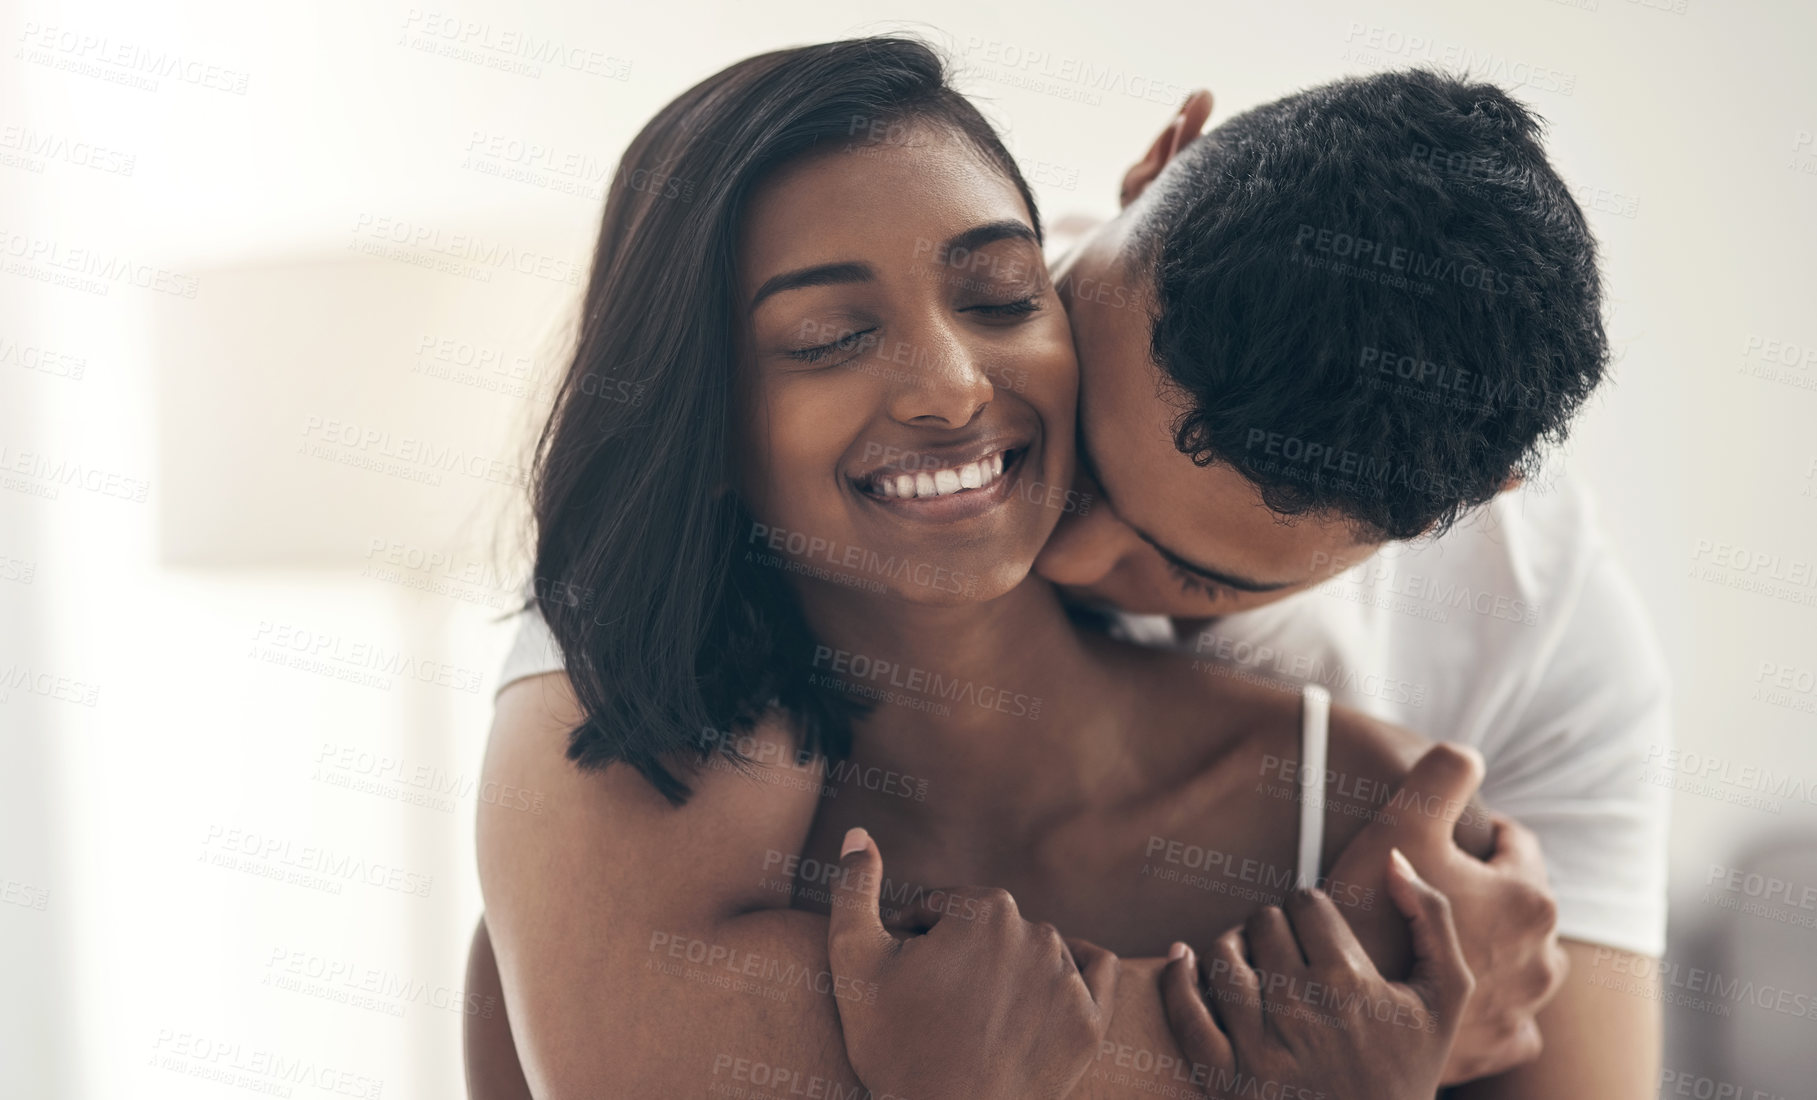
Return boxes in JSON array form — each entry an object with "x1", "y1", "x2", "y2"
[{"x1": 497, "y1": 471, "x2": 1671, "y2": 957}]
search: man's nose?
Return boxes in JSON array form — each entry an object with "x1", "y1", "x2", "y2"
[{"x1": 1035, "y1": 481, "x2": 1142, "y2": 588}]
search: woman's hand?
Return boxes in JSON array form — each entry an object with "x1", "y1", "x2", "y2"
[
  {"x1": 1160, "y1": 848, "x2": 1474, "y2": 1100},
  {"x1": 826, "y1": 827, "x2": 1120, "y2": 1100}
]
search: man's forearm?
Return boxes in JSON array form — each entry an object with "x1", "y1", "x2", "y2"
[{"x1": 1444, "y1": 940, "x2": 1660, "y2": 1100}]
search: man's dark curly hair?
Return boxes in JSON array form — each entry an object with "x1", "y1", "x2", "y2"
[{"x1": 1128, "y1": 69, "x2": 1608, "y2": 541}]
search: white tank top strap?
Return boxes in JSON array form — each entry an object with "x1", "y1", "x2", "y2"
[{"x1": 1295, "y1": 683, "x2": 1332, "y2": 890}]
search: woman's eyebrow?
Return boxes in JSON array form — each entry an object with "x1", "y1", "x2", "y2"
[
  {"x1": 749, "y1": 261, "x2": 873, "y2": 312},
  {"x1": 938, "y1": 219, "x2": 1038, "y2": 261}
]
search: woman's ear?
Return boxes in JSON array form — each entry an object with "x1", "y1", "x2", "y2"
[{"x1": 1119, "y1": 89, "x2": 1214, "y2": 208}]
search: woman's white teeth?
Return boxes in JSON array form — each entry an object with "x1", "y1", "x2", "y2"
[{"x1": 875, "y1": 451, "x2": 1011, "y2": 500}]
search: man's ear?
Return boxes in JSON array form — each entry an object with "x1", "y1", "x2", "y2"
[{"x1": 1119, "y1": 89, "x2": 1213, "y2": 208}]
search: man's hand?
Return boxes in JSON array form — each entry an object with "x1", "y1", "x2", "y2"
[
  {"x1": 1160, "y1": 849, "x2": 1475, "y2": 1100},
  {"x1": 1327, "y1": 747, "x2": 1569, "y2": 1084},
  {"x1": 826, "y1": 827, "x2": 1120, "y2": 1100}
]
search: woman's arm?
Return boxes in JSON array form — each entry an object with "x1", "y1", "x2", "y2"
[
  {"x1": 463, "y1": 918, "x2": 532, "y2": 1100},
  {"x1": 477, "y1": 673, "x2": 864, "y2": 1098}
]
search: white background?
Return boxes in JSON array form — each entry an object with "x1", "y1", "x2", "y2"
[{"x1": 2, "y1": 0, "x2": 1814, "y2": 1095}]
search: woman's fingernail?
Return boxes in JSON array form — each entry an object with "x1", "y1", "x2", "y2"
[
  {"x1": 1390, "y1": 847, "x2": 1415, "y2": 878},
  {"x1": 1169, "y1": 941, "x2": 1188, "y2": 961},
  {"x1": 841, "y1": 827, "x2": 870, "y2": 858}
]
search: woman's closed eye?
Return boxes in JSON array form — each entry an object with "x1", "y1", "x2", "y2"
[
  {"x1": 785, "y1": 327, "x2": 878, "y2": 364},
  {"x1": 964, "y1": 295, "x2": 1042, "y2": 320}
]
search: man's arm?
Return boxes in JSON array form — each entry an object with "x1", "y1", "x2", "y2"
[{"x1": 1449, "y1": 941, "x2": 1661, "y2": 1100}]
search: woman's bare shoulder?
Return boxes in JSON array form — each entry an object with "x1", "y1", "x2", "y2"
[{"x1": 477, "y1": 672, "x2": 827, "y2": 925}]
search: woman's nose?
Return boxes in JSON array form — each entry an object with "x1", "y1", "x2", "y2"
[{"x1": 885, "y1": 328, "x2": 995, "y2": 428}]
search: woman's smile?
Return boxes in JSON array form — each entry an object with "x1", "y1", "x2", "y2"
[{"x1": 850, "y1": 442, "x2": 1033, "y2": 524}]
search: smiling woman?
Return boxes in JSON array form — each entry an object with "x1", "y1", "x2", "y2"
[{"x1": 525, "y1": 36, "x2": 1056, "y2": 805}]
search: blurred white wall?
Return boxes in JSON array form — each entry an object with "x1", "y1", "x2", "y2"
[{"x1": 1, "y1": 0, "x2": 1813, "y2": 1096}]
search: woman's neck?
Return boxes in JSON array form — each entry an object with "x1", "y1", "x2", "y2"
[{"x1": 794, "y1": 575, "x2": 1148, "y2": 839}]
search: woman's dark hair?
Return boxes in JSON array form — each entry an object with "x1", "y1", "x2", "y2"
[{"x1": 529, "y1": 36, "x2": 1040, "y2": 804}]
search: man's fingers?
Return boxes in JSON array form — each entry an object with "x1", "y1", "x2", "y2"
[
  {"x1": 1161, "y1": 945, "x2": 1233, "y2": 1070},
  {"x1": 1065, "y1": 936, "x2": 1122, "y2": 1030},
  {"x1": 1398, "y1": 743, "x2": 1485, "y2": 831},
  {"x1": 1386, "y1": 847, "x2": 1475, "y2": 1017},
  {"x1": 1244, "y1": 905, "x2": 1306, "y2": 976},
  {"x1": 826, "y1": 827, "x2": 895, "y2": 971},
  {"x1": 1355, "y1": 743, "x2": 1486, "y2": 856},
  {"x1": 1283, "y1": 888, "x2": 1372, "y2": 974},
  {"x1": 1486, "y1": 812, "x2": 1547, "y2": 876},
  {"x1": 1203, "y1": 929, "x2": 1264, "y2": 1048}
]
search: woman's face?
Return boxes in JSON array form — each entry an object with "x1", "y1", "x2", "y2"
[{"x1": 734, "y1": 121, "x2": 1078, "y2": 606}]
